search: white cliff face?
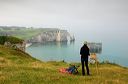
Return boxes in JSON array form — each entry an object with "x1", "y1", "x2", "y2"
[
  {"x1": 36, "y1": 35, "x2": 42, "y2": 42},
  {"x1": 56, "y1": 31, "x2": 61, "y2": 42},
  {"x1": 4, "y1": 41, "x2": 26, "y2": 51},
  {"x1": 28, "y1": 30, "x2": 73, "y2": 43}
]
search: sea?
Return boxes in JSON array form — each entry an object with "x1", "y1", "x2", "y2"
[{"x1": 26, "y1": 28, "x2": 128, "y2": 67}]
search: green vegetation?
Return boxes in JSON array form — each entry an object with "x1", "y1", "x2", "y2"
[
  {"x1": 0, "y1": 36, "x2": 23, "y2": 45},
  {"x1": 0, "y1": 45, "x2": 128, "y2": 84},
  {"x1": 0, "y1": 27, "x2": 59, "y2": 40}
]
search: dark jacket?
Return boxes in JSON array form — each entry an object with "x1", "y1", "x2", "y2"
[{"x1": 80, "y1": 44, "x2": 90, "y2": 59}]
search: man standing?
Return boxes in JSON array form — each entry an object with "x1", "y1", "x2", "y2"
[{"x1": 80, "y1": 41, "x2": 90, "y2": 76}]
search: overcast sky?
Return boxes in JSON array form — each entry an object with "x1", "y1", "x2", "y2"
[{"x1": 0, "y1": 0, "x2": 128, "y2": 36}]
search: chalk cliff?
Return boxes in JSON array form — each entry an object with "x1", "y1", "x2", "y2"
[
  {"x1": 27, "y1": 30, "x2": 74, "y2": 43},
  {"x1": 0, "y1": 26, "x2": 75, "y2": 43}
]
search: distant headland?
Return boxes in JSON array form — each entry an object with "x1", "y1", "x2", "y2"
[{"x1": 0, "y1": 26, "x2": 75, "y2": 45}]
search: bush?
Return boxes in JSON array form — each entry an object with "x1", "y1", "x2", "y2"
[
  {"x1": 0, "y1": 36, "x2": 23, "y2": 44},
  {"x1": 0, "y1": 36, "x2": 7, "y2": 44}
]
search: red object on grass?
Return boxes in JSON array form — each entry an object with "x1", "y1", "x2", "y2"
[{"x1": 59, "y1": 68, "x2": 69, "y2": 73}]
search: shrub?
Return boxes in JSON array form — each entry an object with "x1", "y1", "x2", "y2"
[{"x1": 0, "y1": 36, "x2": 23, "y2": 45}]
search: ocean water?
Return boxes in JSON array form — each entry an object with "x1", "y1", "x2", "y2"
[{"x1": 26, "y1": 32, "x2": 128, "y2": 67}]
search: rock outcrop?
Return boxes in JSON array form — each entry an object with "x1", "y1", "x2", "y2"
[
  {"x1": 27, "y1": 30, "x2": 74, "y2": 43},
  {"x1": 4, "y1": 41, "x2": 26, "y2": 51},
  {"x1": 0, "y1": 36, "x2": 26, "y2": 51}
]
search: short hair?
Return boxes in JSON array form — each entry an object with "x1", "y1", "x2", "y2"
[{"x1": 84, "y1": 41, "x2": 87, "y2": 45}]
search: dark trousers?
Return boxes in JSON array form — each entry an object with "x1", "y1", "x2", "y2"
[{"x1": 81, "y1": 58, "x2": 89, "y2": 75}]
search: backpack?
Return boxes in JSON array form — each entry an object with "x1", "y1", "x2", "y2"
[{"x1": 66, "y1": 64, "x2": 79, "y2": 74}]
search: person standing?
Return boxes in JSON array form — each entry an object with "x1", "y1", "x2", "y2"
[{"x1": 80, "y1": 41, "x2": 90, "y2": 76}]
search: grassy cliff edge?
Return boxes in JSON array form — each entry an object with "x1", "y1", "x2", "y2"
[{"x1": 0, "y1": 45, "x2": 128, "y2": 84}]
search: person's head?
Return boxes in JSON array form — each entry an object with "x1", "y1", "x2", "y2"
[{"x1": 84, "y1": 41, "x2": 88, "y2": 45}]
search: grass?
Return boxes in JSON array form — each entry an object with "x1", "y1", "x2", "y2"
[
  {"x1": 0, "y1": 45, "x2": 128, "y2": 84},
  {"x1": 0, "y1": 28, "x2": 59, "y2": 40}
]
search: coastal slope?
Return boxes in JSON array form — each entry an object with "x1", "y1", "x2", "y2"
[{"x1": 0, "y1": 45, "x2": 128, "y2": 84}]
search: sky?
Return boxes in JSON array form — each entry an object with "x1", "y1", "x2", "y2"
[{"x1": 0, "y1": 0, "x2": 128, "y2": 38}]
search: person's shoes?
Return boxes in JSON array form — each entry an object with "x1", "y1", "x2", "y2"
[
  {"x1": 87, "y1": 74, "x2": 91, "y2": 76},
  {"x1": 82, "y1": 73, "x2": 85, "y2": 76}
]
